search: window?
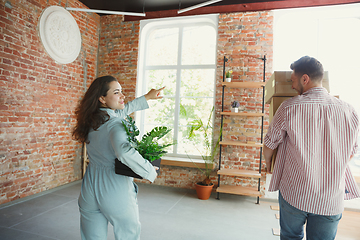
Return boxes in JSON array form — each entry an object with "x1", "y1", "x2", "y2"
[{"x1": 136, "y1": 15, "x2": 218, "y2": 159}]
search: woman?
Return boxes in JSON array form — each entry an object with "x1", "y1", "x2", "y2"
[{"x1": 72, "y1": 75, "x2": 164, "y2": 240}]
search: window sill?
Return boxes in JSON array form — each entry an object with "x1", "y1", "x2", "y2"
[{"x1": 160, "y1": 157, "x2": 215, "y2": 170}]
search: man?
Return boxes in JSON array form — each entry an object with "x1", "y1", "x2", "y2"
[{"x1": 263, "y1": 56, "x2": 359, "y2": 240}]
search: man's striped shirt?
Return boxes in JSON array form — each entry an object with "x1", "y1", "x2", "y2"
[{"x1": 264, "y1": 87, "x2": 359, "y2": 215}]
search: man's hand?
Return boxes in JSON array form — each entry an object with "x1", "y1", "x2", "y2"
[{"x1": 263, "y1": 145, "x2": 274, "y2": 173}]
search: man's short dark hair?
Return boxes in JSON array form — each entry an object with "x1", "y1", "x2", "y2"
[{"x1": 290, "y1": 56, "x2": 324, "y2": 82}]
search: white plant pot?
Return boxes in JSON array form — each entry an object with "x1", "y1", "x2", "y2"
[
  {"x1": 231, "y1": 107, "x2": 238, "y2": 113},
  {"x1": 225, "y1": 78, "x2": 232, "y2": 82}
]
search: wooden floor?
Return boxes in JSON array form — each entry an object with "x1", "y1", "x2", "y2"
[{"x1": 337, "y1": 210, "x2": 360, "y2": 240}]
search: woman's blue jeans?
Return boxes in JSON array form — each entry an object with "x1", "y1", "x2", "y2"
[{"x1": 278, "y1": 191, "x2": 342, "y2": 240}]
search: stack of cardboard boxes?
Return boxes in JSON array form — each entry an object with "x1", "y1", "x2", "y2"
[
  {"x1": 265, "y1": 71, "x2": 330, "y2": 170},
  {"x1": 265, "y1": 71, "x2": 330, "y2": 121}
]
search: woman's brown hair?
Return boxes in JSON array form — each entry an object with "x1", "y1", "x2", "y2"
[{"x1": 72, "y1": 75, "x2": 118, "y2": 143}]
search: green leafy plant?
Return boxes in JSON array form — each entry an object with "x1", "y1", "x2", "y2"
[
  {"x1": 225, "y1": 70, "x2": 233, "y2": 78},
  {"x1": 122, "y1": 116, "x2": 175, "y2": 162},
  {"x1": 187, "y1": 107, "x2": 222, "y2": 186}
]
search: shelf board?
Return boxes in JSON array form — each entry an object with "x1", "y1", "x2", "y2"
[
  {"x1": 218, "y1": 169, "x2": 261, "y2": 178},
  {"x1": 216, "y1": 185, "x2": 260, "y2": 197},
  {"x1": 220, "y1": 141, "x2": 263, "y2": 147},
  {"x1": 221, "y1": 111, "x2": 264, "y2": 117},
  {"x1": 222, "y1": 82, "x2": 265, "y2": 88},
  {"x1": 161, "y1": 159, "x2": 215, "y2": 170}
]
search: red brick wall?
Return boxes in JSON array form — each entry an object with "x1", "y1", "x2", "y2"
[
  {"x1": 98, "y1": 12, "x2": 273, "y2": 193},
  {"x1": 98, "y1": 15, "x2": 139, "y2": 100},
  {"x1": 216, "y1": 12, "x2": 273, "y2": 192},
  {"x1": 0, "y1": 0, "x2": 100, "y2": 204}
]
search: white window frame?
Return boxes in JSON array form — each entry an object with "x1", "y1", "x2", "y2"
[{"x1": 136, "y1": 14, "x2": 218, "y2": 160}]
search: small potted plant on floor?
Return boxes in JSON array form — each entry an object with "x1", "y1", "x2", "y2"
[
  {"x1": 231, "y1": 100, "x2": 240, "y2": 113},
  {"x1": 187, "y1": 107, "x2": 222, "y2": 200},
  {"x1": 115, "y1": 116, "x2": 175, "y2": 179},
  {"x1": 225, "y1": 70, "x2": 233, "y2": 82}
]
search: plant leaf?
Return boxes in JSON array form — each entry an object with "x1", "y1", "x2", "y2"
[{"x1": 122, "y1": 116, "x2": 175, "y2": 162}]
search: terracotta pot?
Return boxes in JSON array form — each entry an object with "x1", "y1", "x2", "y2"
[{"x1": 195, "y1": 182, "x2": 214, "y2": 200}]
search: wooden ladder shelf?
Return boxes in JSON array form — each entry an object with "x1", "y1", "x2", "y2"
[{"x1": 217, "y1": 55, "x2": 266, "y2": 204}]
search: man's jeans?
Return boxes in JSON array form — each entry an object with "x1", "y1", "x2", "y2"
[{"x1": 279, "y1": 191, "x2": 342, "y2": 240}]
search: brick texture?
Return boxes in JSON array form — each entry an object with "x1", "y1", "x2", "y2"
[
  {"x1": 0, "y1": 0, "x2": 100, "y2": 204},
  {"x1": 215, "y1": 12, "x2": 273, "y2": 192},
  {"x1": 98, "y1": 12, "x2": 273, "y2": 194},
  {"x1": 98, "y1": 15, "x2": 139, "y2": 101}
]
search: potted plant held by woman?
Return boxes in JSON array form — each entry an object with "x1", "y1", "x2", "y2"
[
  {"x1": 187, "y1": 107, "x2": 222, "y2": 200},
  {"x1": 115, "y1": 116, "x2": 175, "y2": 179}
]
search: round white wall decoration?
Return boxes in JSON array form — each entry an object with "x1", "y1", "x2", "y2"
[{"x1": 39, "y1": 6, "x2": 81, "y2": 64}]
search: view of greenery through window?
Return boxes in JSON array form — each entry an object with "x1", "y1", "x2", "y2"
[
  {"x1": 138, "y1": 16, "x2": 218, "y2": 158},
  {"x1": 274, "y1": 4, "x2": 360, "y2": 178}
]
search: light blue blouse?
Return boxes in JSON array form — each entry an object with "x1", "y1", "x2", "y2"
[{"x1": 86, "y1": 96, "x2": 157, "y2": 182}]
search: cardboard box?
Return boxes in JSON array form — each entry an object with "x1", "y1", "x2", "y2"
[
  {"x1": 265, "y1": 71, "x2": 330, "y2": 104},
  {"x1": 269, "y1": 97, "x2": 292, "y2": 122}
]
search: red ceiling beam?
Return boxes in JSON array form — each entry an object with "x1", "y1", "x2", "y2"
[{"x1": 124, "y1": 0, "x2": 360, "y2": 21}]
